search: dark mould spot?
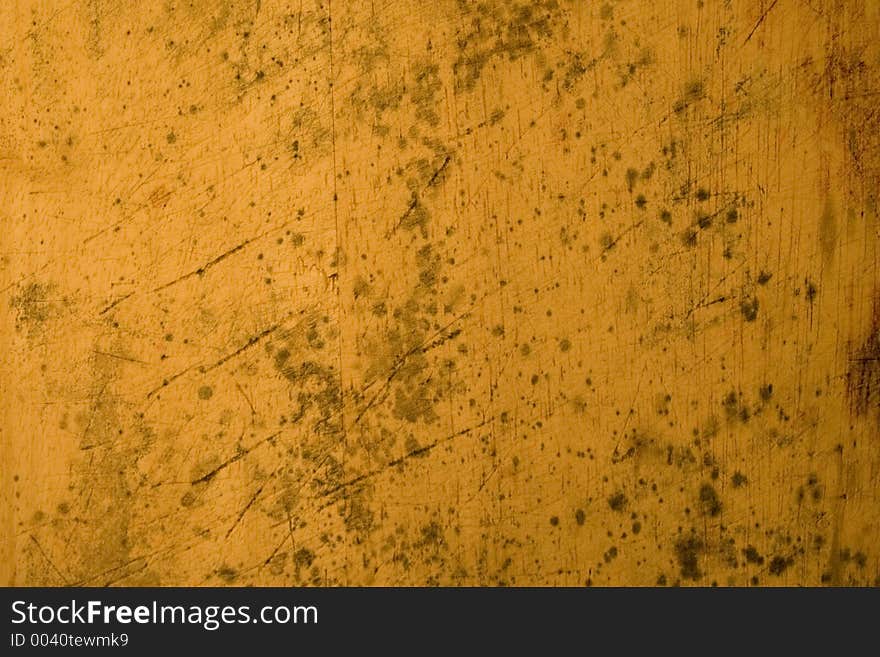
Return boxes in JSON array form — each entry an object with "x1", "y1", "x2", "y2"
[
  {"x1": 805, "y1": 279, "x2": 818, "y2": 303},
  {"x1": 217, "y1": 565, "x2": 238, "y2": 582},
  {"x1": 698, "y1": 483, "x2": 722, "y2": 517},
  {"x1": 759, "y1": 383, "x2": 773, "y2": 402},
  {"x1": 757, "y1": 270, "x2": 772, "y2": 285},
  {"x1": 674, "y1": 536, "x2": 704, "y2": 581},
  {"x1": 608, "y1": 491, "x2": 627, "y2": 512},
  {"x1": 549, "y1": 515, "x2": 559, "y2": 526},
  {"x1": 575, "y1": 509, "x2": 586, "y2": 525},
  {"x1": 625, "y1": 168, "x2": 639, "y2": 191},
  {"x1": 731, "y1": 471, "x2": 748, "y2": 488},
  {"x1": 741, "y1": 296, "x2": 759, "y2": 322},
  {"x1": 293, "y1": 547, "x2": 315, "y2": 568},
  {"x1": 743, "y1": 546, "x2": 764, "y2": 565},
  {"x1": 197, "y1": 385, "x2": 213, "y2": 400},
  {"x1": 768, "y1": 555, "x2": 792, "y2": 576}
]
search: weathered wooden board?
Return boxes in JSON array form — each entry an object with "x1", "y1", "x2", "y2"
[{"x1": 2, "y1": 0, "x2": 878, "y2": 586}]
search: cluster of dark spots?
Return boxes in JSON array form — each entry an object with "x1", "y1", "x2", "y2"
[
  {"x1": 654, "y1": 393, "x2": 672, "y2": 416},
  {"x1": 268, "y1": 326, "x2": 343, "y2": 436},
  {"x1": 697, "y1": 483, "x2": 722, "y2": 517},
  {"x1": 839, "y1": 548, "x2": 868, "y2": 569},
  {"x1": 410, "y1": 61, "x2": 443, "y2": 126},
  {"x1": 768, "y1": 555, "x2": 793, "y2": 576},
  {"x1": 10, "y1": 281, "x2": 66, "y2": 334},
  {"x1": 293, "y1": 547, "x2": 315, "y2": 569},
  {"x1": 731, "y1": 471, "x2": 748, "y2": 488},
  {"x1": 607, "y1": 491, "x2": 627, "y2": 512},
  {"x1": 603, "y1": 546, "x2": 618, "y2": 563},
  {"x1": 758, "y1": 383, "x2": 773, "y2": 402},
  {"x1": 740, "y1": 295, "x2": 759, "y2": 321},
  {"x1": 674, "y1": 535, "x2": 704, "y2": 581},
  {"x1": 417, "y1": 521, "x2": 447, "y2": 550},
  {"x1": 743, "y1": 546, "x2": 764, "y2": 565},
  {"x1": 562, "y1": 50, "x2": 594, "y2": 91},
  {"x1": 452, "y1": 0, "x2": 560, "y2": 92},
  {"x1": 722, "y1": 390, "x2": 751, "y2": 423},
  {"x1": 796, "y1": 473, "x2": 823, "y2": 503},
  {"x1": 673, "y1": 79, "x2": 706, "y2": 113}
]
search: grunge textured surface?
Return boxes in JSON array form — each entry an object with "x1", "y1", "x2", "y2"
[{"x1": 2, "y1": 0, "x2": 879, "y2": 587}]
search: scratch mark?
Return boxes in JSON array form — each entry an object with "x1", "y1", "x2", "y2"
[
  {"x1": 743, "y1": 0, "x2": 779, "y2": 44},
  {"x1": 190, "y1": 431, "x2": 280, "y2": 485}
]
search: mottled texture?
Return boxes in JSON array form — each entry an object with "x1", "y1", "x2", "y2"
[{"x1": 1, "y1": 0, "x2": 879, "y2": 587}]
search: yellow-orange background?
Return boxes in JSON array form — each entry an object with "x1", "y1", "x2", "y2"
[{"x1": 2, "y1": 0, "x2": 878, "y2": 586}]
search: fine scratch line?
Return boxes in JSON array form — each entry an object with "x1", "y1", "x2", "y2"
[
  {"x1": 387, "y1": 155, "x2": 452, "y2": 237},
  {"x1": 152, "y1": 234, "x2": 262, "y2": 293},
  {"x1": 743, "y1": 0, "x2": 779, "y2": 45},
  {"x1": 191, "y1": 432, "x2": 281, "y2": 485}
]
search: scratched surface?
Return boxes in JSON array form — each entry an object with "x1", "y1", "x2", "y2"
[{"x1": 1, "y1": 0, "x2": 878, "y2": 586}]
